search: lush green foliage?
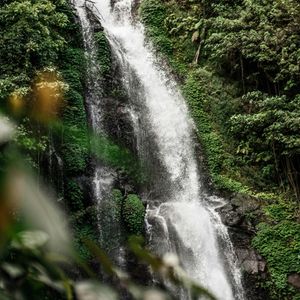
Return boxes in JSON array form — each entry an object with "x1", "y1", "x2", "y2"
[
  {"x1": 139, "y1": 0, "x2": 173, "y2": 55},
  {"x1": 141, "y1": 0, "x2": 300, "y2": 198},
  {"x1": 203, "y1": 0, "x2": 300, "y2": 94},
  {"x1": 92, "y1": 134, "x2": 145, "y2": 183},
  {"x1": 231, "y1": 92, "x2": 300, "y2": 196},
  {"x1": 182, "y1": 69, "x2": 250, "y2": 193},
  {"x1": 94, "y1": 31, "x2": 112, "y2": 76},
  {"x1": 14, "y1": 120, "x2": 48, "y2": 168},
  {"x1": 0, "y1": 0, "x2": 88, "y2": 176},
  {"x1": 140, "y1": 0, "x2": 251, "y2": 193},
  {"x1": 72, "y1": 207, "x2": 98, "y2": 259},
  {"x1": 0, "y1": 0, "x2": 93, "y2": 272},
  {"x1": 140, "y1": 0, "x2": 300, "y2": 298},
  {"x1": 58, "y1": 17, "x2": 89, "y2": 177},
  {"x1": 65, "y1": 179, "x2": 85, "y2": 211},
  {"x1": 0, "y1": 0, "x2": 68, "y2": 101},
  {"x1": 123, "y1": 194, "x2": 145, "y2": 235},
  {"x1": 252, "y1": 201, "x2": 300, "y2": 299}
]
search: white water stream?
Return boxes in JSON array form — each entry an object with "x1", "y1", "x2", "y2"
[{"x1": 74, "y1": 0, "x2": 245, "y2": 299}]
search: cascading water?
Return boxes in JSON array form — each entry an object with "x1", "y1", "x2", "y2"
[
  {"x1": 73, "y1": 0, "x2": 116, "y2": 254},
  {"x1": 75, "y1": 0, "x2": 245, "y2": 298}
]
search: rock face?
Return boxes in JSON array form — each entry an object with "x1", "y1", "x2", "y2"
[
  {"x1": 288, "y1": 274, "x2": 300, "y2": 290},
  {"x1": 83, "y1": 4, "x2": 270, "y2": 299},
  {"x1": 86, "y1": 4, "x2": 104, "y2": 32},
  {"x1": 217, "y1": 193, "x2": 269, "y2": 300},
  {"x1": 235, "y1": 249, "x2": 266, "y2": 274}
]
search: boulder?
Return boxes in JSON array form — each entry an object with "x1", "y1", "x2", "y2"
[
  {"x1": 236, "y1": 249, "x2": 266, "y2": 274},
  {"x1": 288, "y1": 273, "x2": 300, "y2": 290},
  {"x1": 231, "y1": 193, "x2": 260, "y2": 214},
  {"x1": 216, "y1": 193, "x2": 269, "y2": 299},
  {"x1": 217, "y1": 203, "x2": 244, "y2": 226}
]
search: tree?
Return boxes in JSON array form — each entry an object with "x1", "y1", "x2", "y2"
[
  {"x1": 231, "y1": 91, "x2": 300, "y2": 198},
  {"x1": 0, "y1": 0, "x2": 68, "y2": 101}
]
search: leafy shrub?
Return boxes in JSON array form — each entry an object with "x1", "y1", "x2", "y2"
[
  {"x1": 139, "y1": 0, "x2": 173, "y2": 55},
  {"x1": 253, "y1": 219, "x2": 300, "y2": 298},
  {"x1": 62, "y1": 126, "x2": 89, "y2": 174},
  {"x1": 65, "y1": 179, "x2": 84, "y2": 211},
  {"x1": 74, "y1": 223, "x2": 98, "y2": 260},
  {"x1": 94, "y1": 31, "x2": 112, "y2": 75},
  {"x1": 123, "y1": 194, "x2": 145, "y2": 235},
  {"x1": 60, "y1": 45, "x2": 89, "y2": 177},
  {"x1": 230, "y1": 92, "x2": 300, "y2": 196}
]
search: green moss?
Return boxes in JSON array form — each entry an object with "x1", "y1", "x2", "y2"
[
  {"x1": 111, "y1": 189, "x2": 123, "y2": 218},
  {"x1": 60, "y1": 43, "x2": 89, "y2": 177},
  {"x1": 253, "y1": 219, "x2": 300, "y2": 299},
  {"x1": 94, "y1": 31, "x2": 112, "y2": 75},
  {"x1": 263, "y1": 202, "x2": 297, "y2": 223},
  {"x1": 181, "y1": 69, "x2": 252, "y2": 193},
  {"x1": 62, "y1": 126, "x2": 89, "y2": 174},
  {"x1": 65, "y1": 179, "x2": 84, "y2": 211},
  {"x1": 123, "y1": 194, "x2": 145, "y2": 235},
  {"x1": 63, "y1": 90, "x2": 86, "y2": 124},
  {"x1": 139, "y1": 0, "x2": 173, "y2": 55},
  {"x1": 92, "y1": 134, "x2": 145, "y2": 184},
  {"x1": 250, "y1": 199, "x2": 300, "y2": 299},
  {"x1": 73, "y1": 223, "x2": 98, "y2": 260},
  {"x1": 71, "y1": 205, "x2": 99, "y2": 260},
  {"x1": 139, "y1": 0, "x2": 166, "y2": 26},
  {"x1": 56, "y1": 5, "x2": 90, "y2": 223}
]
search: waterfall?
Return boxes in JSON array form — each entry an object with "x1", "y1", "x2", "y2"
[
  {"x1": 74, "y1": 0, "x2": 245, "y2": 299},
  {"x1": 73, "y1": 0, "x2": 116, "y2": 255}
]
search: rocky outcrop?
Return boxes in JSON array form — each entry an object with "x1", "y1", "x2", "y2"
[
  {"x1": 235, "y1": 249, "x2": 266, "y2": 274},
  {"x1": 217, "y1": 193, "x2": 269, "y2": 299},
  {"x1": 288, "y1": 274, "x2": 300, "y2": 290}
]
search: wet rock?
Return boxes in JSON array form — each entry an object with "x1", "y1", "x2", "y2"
[
  {"x1": 217, "y1": 203, "x2": 244, "y2": 226},
  {"x1": 231, "y1": 193, "x2": 260, "y2": 215},
  {"x1": 288, "y1": 273, "x2": 300, "y2": 290},
  {"x1": 217, "y1": 193, "x2": 261, "y2": 232},
  {"x1": 236, "y1": 249, "x2": 266, "y2": 274},
  {"x1": 86, "y1": 5, "x2": 104, "y2": 32},
  {"x1": 215, "y1": 193, "x2": 269, "y2": 299},
  {"x1": 234, "y1": 247, "x2": 268, "y2": 299}
]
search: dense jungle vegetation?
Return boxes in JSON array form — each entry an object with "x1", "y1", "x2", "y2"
[
  {"x1": 139, "y1": 0, "x2": 300, "y2": 298},
  {"x1": 0, "y1": 0, "x2": 299, "y2": 299}
]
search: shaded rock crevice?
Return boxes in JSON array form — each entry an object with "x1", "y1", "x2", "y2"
[{"x1": 217, "y1": 193, "x2": 269, "y2": 300}]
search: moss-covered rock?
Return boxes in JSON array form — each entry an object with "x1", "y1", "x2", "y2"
[
  {"x1": 123, "y1": 194, "x2": 145, "y2": 235},
  {"x1": 94, "y1": 31, "x2": 112, "y2": 76}
]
